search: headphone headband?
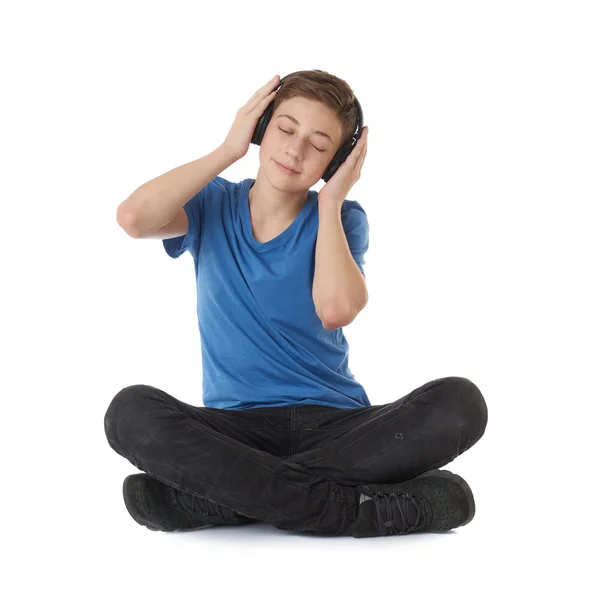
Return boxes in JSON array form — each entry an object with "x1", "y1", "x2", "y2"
[{"x1": 250, "y1": 71, "x2": 364, "y2": 182}]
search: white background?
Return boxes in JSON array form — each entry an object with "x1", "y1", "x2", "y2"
[{"x1": 2, "y1": 0, "x2": 598, "y2": 597}]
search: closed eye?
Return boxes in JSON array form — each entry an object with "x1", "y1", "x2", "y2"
[{"x1": 278, "y1": 127, "x2": 326, "y2": 152}]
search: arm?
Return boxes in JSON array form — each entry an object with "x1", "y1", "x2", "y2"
[
  {"x1": 117, "y1": 75, "x2": 282, "y2": 239},
  {"x1": 116, "y1": 145, "x2": 238, "y2": 238},
  {"x1": 312, "y1": 202, "x2": 368, "y2": 330}
]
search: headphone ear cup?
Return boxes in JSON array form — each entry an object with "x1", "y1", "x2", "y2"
[
  {"x1": 251, "y1": 115, "x2": 264, "y2": 145},
  {"x1": 322, "y1": 155, "x2": 339, "y2": 182},
  {"x1": 322, "y1": 144, "x2": 350, "y2": 182},
  {"x1": 251, "y1": 94, "x2": 276, "y2": 145}
]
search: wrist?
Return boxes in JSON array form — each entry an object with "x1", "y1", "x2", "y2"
[
  {"x1": 318, "y1": 198, "x2": 343, "y2": 215},
  {"x1": 218, "y1": 143, "x2": 241, "y2": 164}
]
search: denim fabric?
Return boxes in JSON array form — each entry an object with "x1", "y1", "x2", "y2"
[{"x1": 104, "y1": 376, "x2": 488, "y2": 536}]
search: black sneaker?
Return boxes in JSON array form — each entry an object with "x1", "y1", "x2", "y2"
[
  {"x1": 351, "y1": 469, "x2": 476, "y2": 538},
  {"x1": 122, "y1": 474, "x2": 256, "y2": 532}
]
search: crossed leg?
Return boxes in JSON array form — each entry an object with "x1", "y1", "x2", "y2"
[{"x1": 105, "y1": 376, "x2": 487, "y2": 535}]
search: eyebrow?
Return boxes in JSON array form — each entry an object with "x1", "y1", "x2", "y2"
[{"x1": 276, "y1": 114, "x2": 334, "y2": 144}]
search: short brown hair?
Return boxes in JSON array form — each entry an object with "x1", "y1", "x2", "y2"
[{"x1": 273, "y1": 69, "x2": 359, "y2": 148}]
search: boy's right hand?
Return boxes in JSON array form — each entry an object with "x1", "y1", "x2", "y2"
[{"x1": 222, "y1": 75, "x2": 280, "y2": 162}]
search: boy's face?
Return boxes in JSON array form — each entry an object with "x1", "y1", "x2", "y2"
[{"x1": 259, "y1": 96, "x2": 344, "y2": 189}]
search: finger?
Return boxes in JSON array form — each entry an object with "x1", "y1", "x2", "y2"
[
  {"x1": 252, "y1": 75, "x2": 279, "y2": 98},
  {"x1": 356, "y1": 152, "x2": 365, "y2": 177},
  {"x1": 354, "y1": 127, "x2": 367, "y2": 146},
  {"x1": 352, "y1": 138, "x2": 366, "y2": 165},
  {"x1": 250, "y1": 90, "x2": 277, "y2": 115},
  {"x1": 248, "y1": 81, "x2": 279, "y2": 114},
  {"x1": 347, "y1": 142, "x2": 360, "y2": 164},
  {"x1": 264, "y1": 74, "x2": 280, "y2": 90},
  {"x1": 359, "y1": 130, "x2": 368, "y2": 150},
  {"x1": 246, "y1": 89, "x2": 277, "y2": 115},
  {"x1": 353, "y1": 133, "x2": 367, "y2": 155},
  {"x1": 249, "y1": 75, "x2": 279, "y2": 102},
  {"x1": 354, "y1": 142, "x2": 367, "y2": 172},
  {"x1": 357, "y1": 151, "x2": 366, "y2": 173}
]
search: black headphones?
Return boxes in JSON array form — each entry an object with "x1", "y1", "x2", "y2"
[{"x1": 250, "y1": 71, "x2": 364, "y2": 182}]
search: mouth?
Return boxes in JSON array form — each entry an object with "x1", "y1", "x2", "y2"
[{"x1": 274, "y1": 160, "x2": 300, "y2": 175}]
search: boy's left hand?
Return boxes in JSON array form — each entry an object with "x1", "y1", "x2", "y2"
[{"x1": 318, "y1": 126, "x2": 368, "y2": 208}]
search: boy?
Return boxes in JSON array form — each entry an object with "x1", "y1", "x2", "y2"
[{"x1": 105, "y1": 70, "x2": 488, "y2": 538}]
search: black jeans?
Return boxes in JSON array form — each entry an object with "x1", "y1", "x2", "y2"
[{"x1": 104, "y1": 376, "x2": 488, "y2": 536}]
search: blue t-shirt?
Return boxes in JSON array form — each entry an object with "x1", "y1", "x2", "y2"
[{"x1": 163, "y1": 176, "x2": 371, "y2": 410}]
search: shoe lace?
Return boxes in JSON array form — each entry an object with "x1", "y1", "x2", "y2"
[
  {"x1": 168, "y1": 487, "x2": 227, "y2": 520},
  {"x1": 371, "y1": 491, "x2": 433, "y2": 535}
]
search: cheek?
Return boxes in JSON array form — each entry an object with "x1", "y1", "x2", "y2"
[
  {"x1": 318, "y1": 152, "x2": 333, "y2": 169},
  {"x1": 260, "y1": 133, "x2": 278, "y2": 156},
  {"x1": 258, "y1": 140, "x2": 272, "y2": 163}
]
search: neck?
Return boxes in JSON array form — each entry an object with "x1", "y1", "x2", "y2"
[{"x1": 249, "y1": 176, "x2": 309, "y2": 222}]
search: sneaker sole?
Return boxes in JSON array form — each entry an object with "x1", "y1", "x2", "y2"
[{"x1": 414, "y1": 469, "x2": 476, "y2": 527}]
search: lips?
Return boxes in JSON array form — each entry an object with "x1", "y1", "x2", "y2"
[{"x1": 275, "y1": 160, "x2": 299, "y2": 174}]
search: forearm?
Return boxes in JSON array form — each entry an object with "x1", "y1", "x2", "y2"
[
  {"x1": 312, "y1": 202, "x2": 368, "y2": 327},
  {"x1": 117, "y1": 144, "x2": 237, "y2": 236}
]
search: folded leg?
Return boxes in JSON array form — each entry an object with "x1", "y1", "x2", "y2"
[
  {"x1": 288, "y1": 377, "x2": 488, "y2": 486},
  {"x1": 104, "y1": 384, "x2": 358, "y2": 535}
]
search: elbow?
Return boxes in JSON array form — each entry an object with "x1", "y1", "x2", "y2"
[
  {"x1": 117, "y1": 205, "x2": 141, "y2": 238},
  {"x1": 320, "y1": 294, "x2": 368, "y2": 330},
  {"x1": 320, "y1": 304, "x2": 357, "y2": 331}
]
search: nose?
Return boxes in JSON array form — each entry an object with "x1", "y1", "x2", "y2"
[{"x1": 285, "y1": 139, "x2": 304, "y2": 160}]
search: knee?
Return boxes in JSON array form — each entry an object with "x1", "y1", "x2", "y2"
[
  {"x1": 104, "y1": 384, "x2": 155, "y2": 450},
  {"x1": 435, "y1": 376, "x2": 488, "y2": 441}
]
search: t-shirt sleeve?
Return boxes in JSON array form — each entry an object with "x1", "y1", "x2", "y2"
[
  {"x1": 341, "y1": 201, "x2": 369, "y2": 276},
  {"x1": 162, "y1": 187, "x2": 206, "y2": 259}
]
